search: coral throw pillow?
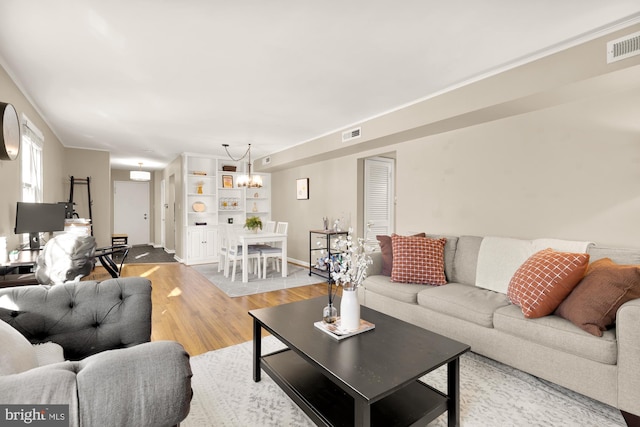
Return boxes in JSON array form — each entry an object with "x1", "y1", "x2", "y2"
[
  {"x1": 507, "y1": 248, "x2": 589, "y2": 318},
  {"x1": 390, "y1": 235, "x2": 447, "y2": 285},
  {"x1": 376, "y1": 233, "x2": 426, "y2": 276},
  {"x1": 555, "y1": 258, "x2": 640, "y2": 336}
]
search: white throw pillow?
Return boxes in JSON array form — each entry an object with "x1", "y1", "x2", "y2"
[
  {"x1": 32, "y1": 342, "x2": 65, "y2": 366},
  {"x1": 0, "y1": 320, "x2": 38, "y2": 375}
]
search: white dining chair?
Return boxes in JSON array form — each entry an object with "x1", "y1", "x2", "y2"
[
  {"x1": 217, "y1": 224, "x2": 231, "y2": 273},
  {"x1": 260, "y1": 221, "x2": 288, "y2": 279},
  {"x1": 224, "y1": 226, "x2": 262, "y2": 281},
  {"x1": 248, "y1": 220, "x2": 276, "y2": 251}
]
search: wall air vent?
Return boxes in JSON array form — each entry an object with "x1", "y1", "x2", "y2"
[
  {"x1": 262, "y1": 156, "x2": 271, "y2": 165},
  {"x1": 342, "y1": 127, "x2": 362, "y2": 143},
  {"x1": 607, "y1": 31, "x2": 640, "y2": 64}
]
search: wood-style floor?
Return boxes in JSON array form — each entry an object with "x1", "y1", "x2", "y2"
[{"x1": 85, "y1": 262, "x2": 331, "y2": 356}]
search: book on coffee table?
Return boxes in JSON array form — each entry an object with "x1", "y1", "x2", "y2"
[{"x1": 314, "y1": 318, "x2": 375, "y2": 340}]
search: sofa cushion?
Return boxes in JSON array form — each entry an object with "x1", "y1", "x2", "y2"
[
  {"x1": 417, "y1": 283, "x2": 510, "y2": 328},
  {"x1": 391, "y1": 235, "x2": 447, "y2": 285},
  {"x1": 362, "y1": 274, "x2": 425, "y2": 304},
  {"x1": 507, "y1": 249, "x2": 589, "y2": 318},
  {"x1": 493, "y1": 304, "x2": 617, "y2": 365},
  {"x1": 33, "y1": 342, "x2": 66, "y2": 367},
  {"x1": 376, "y1": 233, "x2": 425, "y2": 276},
  {"x1": 451, "y1": 236, "x2": 483, "y2": 286},
  {"x1": 588, "y1": 246, "x2": 640, "y2": 265},
  {"x1": 555, "y1": 258, "x2": 640, "y2": 337},
  {"x1": 0, "y1": 319, "x2": 38, "y2": 375},
  {"x1": 426, "y1": 234, "x2": 458, "y2": 282}
]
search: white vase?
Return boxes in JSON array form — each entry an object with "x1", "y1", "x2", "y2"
[{"x1": 340, "y1": 287, "x2": 360, "y2": 331}]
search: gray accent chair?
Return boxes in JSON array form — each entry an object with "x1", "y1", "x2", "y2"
[{"x1": 0, "y1": 277, "x2": 192, "y2": 427}]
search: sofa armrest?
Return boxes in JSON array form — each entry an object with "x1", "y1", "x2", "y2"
[
  {"x1": 77, "y1": 341, "x2": 192, "y2": 427},
  {"x1": 0, "y1": 362, "x2": 80, "y2": 427},
  {"x1": 617, "y1": 298, "x2": 640, "y2": 416},
  {"x1": 0, "y1": 277, "x2": 152, "y2": 360}
]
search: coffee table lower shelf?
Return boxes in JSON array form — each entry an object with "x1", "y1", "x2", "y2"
[{"x1": 260, "y1": 348, "x2": 449, "y2": 427}]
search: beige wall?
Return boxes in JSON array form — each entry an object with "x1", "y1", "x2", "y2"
[
  {"x1": 267, "y1": 23, "x2": 640, "y2": 263},
  {"x1": 0, "y1": 63, "x2": 66, "y2": 251},
  {"x1": 64, "y1": 148, "x2": 111, "y2": 247},
  {"x1": 160, "y1": 156, "x2": 183, "y2": 256},
  {"x1": 1, "y1": 62, "x2": 115, "y2": 252}
]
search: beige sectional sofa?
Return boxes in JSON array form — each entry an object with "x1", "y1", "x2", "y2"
[{"x1": 357, "y1": 234, "x2": 640, "y2": 421}]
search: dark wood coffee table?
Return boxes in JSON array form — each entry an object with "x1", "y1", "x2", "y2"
[{"x1": 249, "y1": 297, "x2": 470, "y2": 426}]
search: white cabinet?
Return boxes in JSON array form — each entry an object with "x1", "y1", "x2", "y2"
[
  {"x1": 181, "y1": 153, "x2": 270, "y2": 265},
  {"x1": 186, "y1": 227, "x2": 217, "y2": 264}
]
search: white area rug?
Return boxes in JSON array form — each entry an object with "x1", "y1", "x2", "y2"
[
  {"x1": 184, "y1": 336, "x2": 625, "y2": 427},
  {"x1": 192, "y1": 262, "x2": 323, "y2": 297}
]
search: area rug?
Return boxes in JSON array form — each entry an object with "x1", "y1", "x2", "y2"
[
  {"x1": 183, "y1": 336, "x2": 625, "y2": 427},
  {"x1": 113, "y1": 245, "x2": 177, "y2": 264},
  {"x1": 192, "y1": 262, "x2": 323, "y2": 297}
]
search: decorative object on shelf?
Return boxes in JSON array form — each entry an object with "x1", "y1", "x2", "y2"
[
  {"x1": 130, "y1": 162, "x2": 150, "y2": 181},
  {"x1": 296, "y1": 178, "x2": 309, "y2": 200},
  {"x1": 0, "y1": 102, "x2": 20, "y2": 161},
  {"x1": 192, "y1": 170, "x2": 207, "y2": 176},
  {"x1": 322, "y1": 226, "x2": 373, "y2": 331},
  {"x1": 222, "y1": 165, "x2": 237, "y2": 172},
  {"x1": 252, "y1": 202, "x2": 258, "y2": 212},
  {"x1": 323, "y1": 216, "x2": 328, "y2": 231},
  {"x1": 192, "y1": 201, "x2": 206, "y2": 212},
  {"x1": 195, "y1": 222, "x2": 207, "y2": 226},
  {"x1": 222, "y1": 174, "x2": 233, "y2": 188},
  {"x1": 196, "y1": 182, "x2": 204, "y2": 194},
  {"x1": 244, "y1": 216, "x2": 262, "y2": 233},
  {"x1": 222, "y1": 143, "x2": 263, "y2": 188},
  {"x1": 254, "y1": 192, "x2": 259, "y2": 198},
  {"x1": 228, "y1": 218, "x2": 234, "y2": 224}
]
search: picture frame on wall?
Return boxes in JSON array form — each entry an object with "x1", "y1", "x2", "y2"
[
  {"x1": 222, "y1": 175, "x2": 233, "y2": 189},
  {"x1": 296, "y1": 178, "x2": 309, "y2": 200}
]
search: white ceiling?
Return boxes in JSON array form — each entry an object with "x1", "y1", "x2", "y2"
[{"x1": 0, "y1": 1, "x2": 639, "y2": 171}]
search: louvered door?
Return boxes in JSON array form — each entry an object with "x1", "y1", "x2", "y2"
[{"x1": 364, "y1": 157, "x2": 394, "y2": 250}]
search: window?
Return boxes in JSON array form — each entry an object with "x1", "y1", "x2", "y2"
[{"x1": 21, "y1": 116, "x2": 44, "y2": 203}]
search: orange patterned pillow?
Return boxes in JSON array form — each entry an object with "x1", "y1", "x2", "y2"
[
  {"x1": 390, "y1": 235, "x2": 447, "y2": 285},
  {"x1": 507, "y1": 248, "x2": 589, "y2": 318}
]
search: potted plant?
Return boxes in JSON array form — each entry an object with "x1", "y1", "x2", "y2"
[{"x1": 244, "y1": 216, "x2": 263, "y2": 232}]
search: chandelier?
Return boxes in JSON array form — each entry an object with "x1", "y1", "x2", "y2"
[{"x1": 222, "y1": 143, "x2": 263, "y2": 188}]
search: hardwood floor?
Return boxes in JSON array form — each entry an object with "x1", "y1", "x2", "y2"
[{"x1": 85, "y1": 262, "x2": 331, "y2": 356}]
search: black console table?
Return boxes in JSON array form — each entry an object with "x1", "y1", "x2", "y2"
[{"x1": 308, "y1": 229, "x2": 349, "y2": 280}]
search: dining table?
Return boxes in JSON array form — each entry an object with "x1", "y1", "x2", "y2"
[{"x1": 236, "y1": 230, "x2": 288, "y2": 283}]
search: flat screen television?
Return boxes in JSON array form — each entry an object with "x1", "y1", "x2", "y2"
[{"x1": 15, "y1": 202, "x2": 66, "y2": 250}]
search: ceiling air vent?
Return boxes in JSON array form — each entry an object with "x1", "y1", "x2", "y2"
[
  {"x1": 607, "y1": 31, "x2": 640, "y2": 64},
  {"x1": 342, "y1": 127, "x2": 362, "y2": 143}
]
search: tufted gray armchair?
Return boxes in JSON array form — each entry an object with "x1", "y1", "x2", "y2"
[{"x1": 0, "y1": 277, "x2": 192, "y2": 427}]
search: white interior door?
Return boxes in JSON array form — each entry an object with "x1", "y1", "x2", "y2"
[
  {"x1": 114, "y1": 181, "x2": 150, "y2": 246},
  {"x1": 364, "y1": 157, "x2": 394, "y2": 249}
]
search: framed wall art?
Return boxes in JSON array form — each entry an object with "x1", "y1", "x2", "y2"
[
  {"x1": 296, "y1": 178, "x2": 309, "y2": 200},
  {"x1": 222, "y1": 175, "x2": 233, "y2": 188}
]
